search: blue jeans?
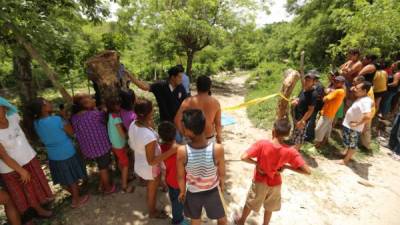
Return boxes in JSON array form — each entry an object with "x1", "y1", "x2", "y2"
[
  {"x1": 381, "y1": 91, "x2": 397, "y2": 116},
  {"x1": 168, "y1": 186, "x2": 184, "y2": 224}
]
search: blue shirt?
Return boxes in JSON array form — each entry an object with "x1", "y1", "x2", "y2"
[
  {"x1": 34, "y1": 116, "x2": 76, "y2": 161},
  {"x1": 182, "y1": 73, "x2": 190, "y2": 95}
]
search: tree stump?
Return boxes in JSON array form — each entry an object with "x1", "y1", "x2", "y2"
[
  {"x1": 276, "y1": 69, "x2": 300, "y2": 120},
  {"x1": 85, "y1": 50, "x2": 121, "y2": 105}
]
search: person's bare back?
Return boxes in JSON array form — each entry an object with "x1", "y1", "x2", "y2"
[{"x1": 175, "y1": 93, "x2": 222, "y2": 143}]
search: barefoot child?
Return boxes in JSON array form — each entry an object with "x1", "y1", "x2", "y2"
[
  {"x1": 128, "y1": 99, "x2": 177, "y2": 219},
  {"x1": 71, "y1": 94, "x2": 116, "y2": 194},
  {"x1": 235, "y1": 119, "x2": 311, "y2": 225},
  {"x1": 158, "y1": 121, "x2": 189, "y2": 225},
  {"x1": 31, "y1": 98, "x2": 89, "y2": 208},
  {"x1": 176, "y1": 109, "x2": 227, "y2": 225},
  {"x1": 107, "y1": 100, "x2": 133, "y2": 193},
  {"x1": 0, "y1": 97, "x2": 53, "y2": 219}
]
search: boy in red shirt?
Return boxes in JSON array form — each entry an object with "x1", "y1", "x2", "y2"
[
  {"x1": 235, "y1": 119, "x2": 311, "y2": 225},
  {"x1": 158, "y1": 122, "x2": 189, "y2": 225}
]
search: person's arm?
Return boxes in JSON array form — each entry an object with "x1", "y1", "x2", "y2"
[
  {"x1": 64, "y1": 123, "x2": 74, "y2": 136},
  {"x1": 214, "y1": 143, "x2": 225, "y2": 192},
  {"x1": 350, "y1": 112, "x2": 372, "y2": 128},
  {"x1": 282, "y1": 164, "x2": 311, "y2": 175},
  {"x1": 174, "y1": 100, "x2": 188, "y2": 136},
  {"x1": 358, "y1": 65, "x2": 376, "y2": 77},
  {"x1": 214, "y1": 103, "x2": 222, "y2": 144},
  {"x1": 176, "y1": 145, "x2": 187, "y2": 202},
  {"x1": 388, "y1": 73, "x2": 400, "y2": 87},
  {"x1": 145, "y1": 141, "x2": 177, "y2": 166},
  {"x1": 297, "y1": 105, "x2": 315, "y2": 128},
  {"x1": 347, "y1": 62, "x2": 363, "y2": 77},
  {"x1": 240, "y1": 151, "x2": 257, "y2": 165},
  {"x1": 0, "y1": 144, "x2": 31, "y2": 183},
  {"x1": 116, "y1": 123, "x2": 127, "y2": 139},
  {"x1": 323, "y1": 90, "x2": 338, "y2": 102},
  {"x1": 126, "y1": 72, "x2": 151, "y2": 91}
]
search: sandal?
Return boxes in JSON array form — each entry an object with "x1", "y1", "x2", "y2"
[
  {"x1": 121, "y1": 185, "x2": 135, "y2": 194},
  {"x1": 149, "y1": 210, "x2": 169, "y2": 219},
  {"x1": 71, "y1": 195, "x2": 90, "y2": 209},
  {"x1": 103, "y1": 184, "x2": 117, "y2": 195}
]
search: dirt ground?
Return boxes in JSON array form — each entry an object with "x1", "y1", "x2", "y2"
[{"x1": 50, "y1": 73, "x2": 400, "y2": 225}]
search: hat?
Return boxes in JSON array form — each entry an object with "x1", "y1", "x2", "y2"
[
  {"x1": 334, "y1": 75, "x2": 346, "y2": 82},
  {"x1": 305, "y1": 70, "x2": 320, "y2": 79},
  {"x1": 0, "y1": 97, "x2": 18, "y2": 116}
]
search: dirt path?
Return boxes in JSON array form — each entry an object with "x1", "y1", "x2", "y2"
[{"x1": 55, "y1": 72, "x2": 400, "y2": 225}]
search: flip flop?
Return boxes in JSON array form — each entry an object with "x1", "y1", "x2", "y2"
[
  {"x1": 71, "y1": 195, "x2": 90, "y2": 209},
  {"x1": 103, "y1": 184, "x2": 117, "y2": 195},
  {"x1": 149, "y1": 210, "x2": 169, "y2": 219}
]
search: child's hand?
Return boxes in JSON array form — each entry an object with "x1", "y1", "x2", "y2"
[
  {"x1": 219, "y1": 182, "x2": 225, "y2": 193},
  {"x1": 19, "y1": 168, "x2": 31, "y2": 184},
  {"x1": 178, "y1": 192, "x2": 186, "y2": 203}
]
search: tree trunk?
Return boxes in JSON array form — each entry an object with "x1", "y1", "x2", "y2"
[
  {"x1": 186, "y1": 49, "x2": 195, "y2": 79},
  {"x1": 12, "y1": 46, "x2": 38, "y2": 139},
  {"x1": 5, "y1": 22, "x2": 72, "y2": 103},
  {"x1": 276, "y1": 69, "x2": 300, "y2": 120}
]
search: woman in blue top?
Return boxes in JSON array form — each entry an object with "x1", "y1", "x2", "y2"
[{"x1": 30, "y1": 98, "x2": 89, "y2": 209}]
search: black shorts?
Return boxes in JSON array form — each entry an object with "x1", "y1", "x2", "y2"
[
  {"x1": 94, "y1": 152, "x2": 111, "y2": 170},
  {"x1": 374, "y1": 91, "x2": 386, "y2": 98},
  {"x1": 184, "y1": 187, "x2": 226, "y2": 220}
]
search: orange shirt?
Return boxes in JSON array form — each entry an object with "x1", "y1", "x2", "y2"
[{"x1": 321, "y1": 88, "x2": 346, "y2": 119}]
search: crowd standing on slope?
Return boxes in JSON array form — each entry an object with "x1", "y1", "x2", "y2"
[{"x1": 0, "y1": 50, "x2": 399, "y2": 225}]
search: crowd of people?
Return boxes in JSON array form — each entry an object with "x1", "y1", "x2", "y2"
[{"x1": 0, "y1": 50, "x2": 399, "y2": 225}]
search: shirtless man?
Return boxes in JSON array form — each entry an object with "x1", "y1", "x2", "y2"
[
  {"x1": 340, "y1": 49, "x2": 363, "y2": 86},
  {"x1": 175, "y1": 76, "x2": 222, "y2": 144},
  {"x1": 357, "y1": 54, "x2": 378, "y2": 83}
]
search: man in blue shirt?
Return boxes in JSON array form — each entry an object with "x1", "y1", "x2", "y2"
[{"x1": 177, "y1": 64, "x2": 190, "y2": 96}]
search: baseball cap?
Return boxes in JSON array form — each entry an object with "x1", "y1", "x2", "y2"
[
  {"x1": 334, "y1": 75, "x2": 346, "y2": 82},
  {"x1": 305, "y1": 69, "x2": 320, "y2": 79}
]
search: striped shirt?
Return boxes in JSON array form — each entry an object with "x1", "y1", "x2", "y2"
[
  {"x1": 71, "y1": 110, "x2": 111, "y2": 159},
  {"x1": 185, "y1": 143, "x2": 219, "y2": 193}
]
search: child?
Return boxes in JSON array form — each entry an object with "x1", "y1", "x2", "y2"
[
  {"x1": 71, "y1": 94, "x2": 116, "y2": 194},
  {"x1": 107, "y1": 100, "x2": 133, "y2": 193},
  {"x1": 119, "y1": 90, "x2": 137, "y2": 180},
  {"x1": 176, "y1": 109, "x2": 227, "y2": 225},
  {"x1": 158, "y1": 122, "x2": 189, "y2": 225},
  {"x1": 128, "y1": 99, "x2": 176, "y2": 219},
  {"x1": 0, "y1": 97, "x2": 53, "y2": 218},
  {"x1": 31, "y1": 98, "x2": 89, "y2": 208},
  {"x1": 235, "y1": 119, "x2": 311, "y2": 225}
]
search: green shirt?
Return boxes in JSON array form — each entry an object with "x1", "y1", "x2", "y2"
[{"x1": 107, "y1": 113, "x2": 126, "y2": 149}]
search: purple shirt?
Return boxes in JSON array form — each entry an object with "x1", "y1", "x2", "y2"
[
  {"x1": 71, "y1": 110, "x2": 111, "y2": 159},
  {"x1": 120, "y1": 109, "x2": 137, "y2": 131}
]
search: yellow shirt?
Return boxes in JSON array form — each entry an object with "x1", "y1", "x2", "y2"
[
  {"x1": 373, "y1": 70, "x2": 388, "y2": 93},
  {"x1": 368, "y1": 88, "x2": 376, "y2": 117},
  {"x1": 321, "y1": 89, "x2": 346, "y2": 119}
]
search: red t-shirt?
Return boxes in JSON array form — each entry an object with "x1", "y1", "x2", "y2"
[
  {"x1": 246, "y1": 140, "x2": 305, "y2": 186},
  {"x1": 160, "y1": 143, "x2": 179, "y2": 189}
]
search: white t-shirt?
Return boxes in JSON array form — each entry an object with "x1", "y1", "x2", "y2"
[
  {"x1": 128, "y1": 122, "x2": 161, "y2": 180},
  {"x1": 343, "y1": 96, "x2": 372, "y2": 132},
  {"x1": 0, "y1": 114, "x2": 36, "y2": 173}
]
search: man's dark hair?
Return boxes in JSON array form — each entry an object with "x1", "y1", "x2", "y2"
[
  {"x1": 168, "y1": 66, "x2": 181, "y2": 78},
  {"x1": 120, "y1": 89, "x2": 136, "y2": 110},
  {"x1": 176, "y1": 64, "x2": 185, "y2": 73},
  {"x1": 273, "y1": 119, "x2": 291, "y2": 137},
  {"x1": 182, "y1": 109, "x2": 206, "y2": 135},
  {"x1": 134, "y1": 98, "x2": 153, "y2": 120},
  {"x1": 365, "y1": 54, "x2": 378, "y2": 62},
  {"x1": 196, "y1": 76, "x2": 212, "y2": 93},
  {"x1": 349, "y1": 48, "x2": 360, "y2": 56},
  {"x1": 158, "y1": 121, "x2": 176, "y2": 143},
  {"x1": 360, "y1": 81, "x2": 372, "y2": 93}
]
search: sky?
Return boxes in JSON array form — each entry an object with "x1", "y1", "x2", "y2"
[{"x1": 108, "y1": 0, "x2": 293, "y2": 27}]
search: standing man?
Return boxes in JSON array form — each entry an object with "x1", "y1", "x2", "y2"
[
  {"x1": 358, "y1": 54, "x2": 378, "y2": 83},
  {"x1": 130, "y1": 66, "x2": 188, "y2": 123},
  {"x1": 177, "y1": 64, "x2": 191, "y2": 96},
  {"x1": 341, "y1": 81, "x2": 373, "y2": 165},
  {"x1": 175, "y1": 76, "x2": 222, "y2": 144},
  {"x1": 340, "y1": 49, "x2": 363, "y2": 86},
  {"x1": 291, "y1": 71, "x2": 318, "y2": 150},
  {"x1": 305, "y1": 70, "x2": 324, "y2": 142},
  {"x1": 314, "y1": 76, "x2": 346, "y2": 148}
]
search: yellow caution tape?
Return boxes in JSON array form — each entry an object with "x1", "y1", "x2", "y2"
[{"x1": 223, "y1": 92, "x2": 290, "y2": 112}]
